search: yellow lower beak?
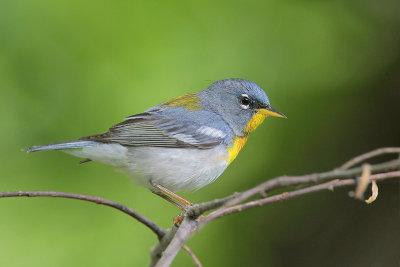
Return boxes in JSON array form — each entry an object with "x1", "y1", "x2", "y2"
[{"x1": 256, "y1": 106, "x2": 287, "y2": 118}]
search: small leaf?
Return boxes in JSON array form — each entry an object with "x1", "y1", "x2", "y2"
[{"x1": 365, "y1": 181, "x2": 378, "y2": 204}]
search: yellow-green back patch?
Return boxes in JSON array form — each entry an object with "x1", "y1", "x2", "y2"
[{"x1": 162, "y1": 93, "x2": 202, "y2": 110}]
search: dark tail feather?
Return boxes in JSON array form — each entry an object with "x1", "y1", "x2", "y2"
[{"x1": 23, "y1": 140, "x2": 99, "y2": 153}]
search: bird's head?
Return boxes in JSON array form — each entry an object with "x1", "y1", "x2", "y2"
[{"x1": 200, "y1": 79, "x2": 286, "y2": 136}]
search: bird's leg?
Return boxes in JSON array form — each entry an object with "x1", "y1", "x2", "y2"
[
  {"x1": 152, "y1": 191, "x2": 185, "y2": 210},
  {"x1": 153, "y1": 184, "x2": 193, "y2": 226},
  {"x1": 154, "y1": 184, "x2": 193, "y2": 207}
]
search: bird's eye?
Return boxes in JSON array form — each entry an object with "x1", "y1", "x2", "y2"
[
  {"x1": 240, "y1": 94, "x2": 252, "y2": 109},
  {"x1": 241, "y1": 97, "x2": 251, "y2": 105}
]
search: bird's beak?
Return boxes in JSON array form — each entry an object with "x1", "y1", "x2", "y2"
[{"x1": 256, "y1": 106, "x2": 287, "y2": 119}]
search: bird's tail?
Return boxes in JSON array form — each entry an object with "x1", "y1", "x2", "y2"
[{"x1": 24, "y1": 140, "x2": 99, "y2": 153}]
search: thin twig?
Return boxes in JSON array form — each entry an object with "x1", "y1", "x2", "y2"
[
  {"x1": 222, "y1": 159, "x2": 400, "y2": 208},
  {"x1": 339, "y1": 147, "x2": 400, "y2": 170},
  {"x1": 201, "y1": 171, "x2": 400, "y2": 224},
  {"x1": 186, "y1": 158, "x2": 400, "y2": 217},
  {"x1": 182, "y1": 245, "x2": 203, "y2": 267},
  {"x1": 0, "y1": 191, "x2": 166, "y2": 239}
]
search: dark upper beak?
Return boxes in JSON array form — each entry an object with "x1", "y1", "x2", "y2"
[{"x1": 256, "y1": 105, "x2": 287, "y2": 119}]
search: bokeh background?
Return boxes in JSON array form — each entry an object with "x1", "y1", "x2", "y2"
[{"x1": 1, "y1": 1, "x2": 399, "y2": 266}]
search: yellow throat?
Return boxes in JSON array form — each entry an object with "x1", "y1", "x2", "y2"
[
  {"x1": 246, "y1": 112, "x2": 267, "y2": 133},
  {"x1": 227, "y1": 112, "x2": 268, "y2": 164}
]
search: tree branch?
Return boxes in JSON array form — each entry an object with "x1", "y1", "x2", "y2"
[
  {"x1": 155, "y1": 217, "x2": 198, "y2": 267},
  {"x1": 182, "y1": 245, "x2": 203, "y2": 267},
  {"x1": 0, "y1": 192, "x2": 202, "y2": 267},
  {"x1": 3, "y1": 147, "x2": 400, "y2": 266},
  {"x1": 201, "y1": 170, "x2": 400, "y2": 224},
  {"x1": 154, "y1": 149, "x2": 400, "y2": 266},
  {"x1": 186, "y1": 158, "x2": 400, "y2": 218},
  {"x1": 150, "y1": 225, "x2": 179, "y2": 266},
  {"x1": 339, "y1": 147, "x2": 400, "y2": 170},
  {"x1": 0, "y1": 190, "x2": 166, "y2": 239}
]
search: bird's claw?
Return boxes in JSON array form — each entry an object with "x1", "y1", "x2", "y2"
[{"x1": 173, "y1": 211, "x2": 185, "y2": 226}]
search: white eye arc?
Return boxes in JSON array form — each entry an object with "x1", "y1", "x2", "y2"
[{"x1": 240, "y1": 94, "x2": 251, "y2": 109}]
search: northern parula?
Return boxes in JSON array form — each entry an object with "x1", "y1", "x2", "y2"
[{"x1": 25, "y1": 79, "x2": 286, "y2": 209}]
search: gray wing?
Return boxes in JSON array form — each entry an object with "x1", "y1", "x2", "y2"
[{"x1": 80, "y1": 112, "x2": 226, "y2": 149}]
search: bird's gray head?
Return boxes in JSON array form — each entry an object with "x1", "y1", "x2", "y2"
[{"x1": 199, "y1": 79, "x2": 285, "y2": 136}]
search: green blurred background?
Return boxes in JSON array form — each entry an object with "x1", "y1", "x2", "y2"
[{"x1": 1, "y1": 0, "x2": 399, "y2": 266}]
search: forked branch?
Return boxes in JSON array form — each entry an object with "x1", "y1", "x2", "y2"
[{"x1": 2, "y1": 147, "x2": 400, "y2": 266}]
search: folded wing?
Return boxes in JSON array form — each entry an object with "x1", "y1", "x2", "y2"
[{"x1": 80, "y1": 111, "x2": 226, "y2": 149}]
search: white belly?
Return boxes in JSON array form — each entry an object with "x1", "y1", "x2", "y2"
[
  {"x1": 123, "y1": 146, "x2": 228, "y2": 192},
  {"x1": 66, "y1": 143, "x2": 228, "y2": 192}
]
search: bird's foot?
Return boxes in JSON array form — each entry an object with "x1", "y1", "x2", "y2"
[
  {"x1": 173, "y1": 211, "x2": 185, "y2": 226},
  {"x1": 173, "y1": 211, "x2": 204, "y2": 226}
]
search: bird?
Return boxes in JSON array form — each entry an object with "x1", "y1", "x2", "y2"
[{"x1": 25, "y1": 78, "x2": 286, "y2": 218}]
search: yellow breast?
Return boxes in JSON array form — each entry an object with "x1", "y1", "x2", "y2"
[{"x1": 227, "y1": 136, "x2": 248, "y2": 164}]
